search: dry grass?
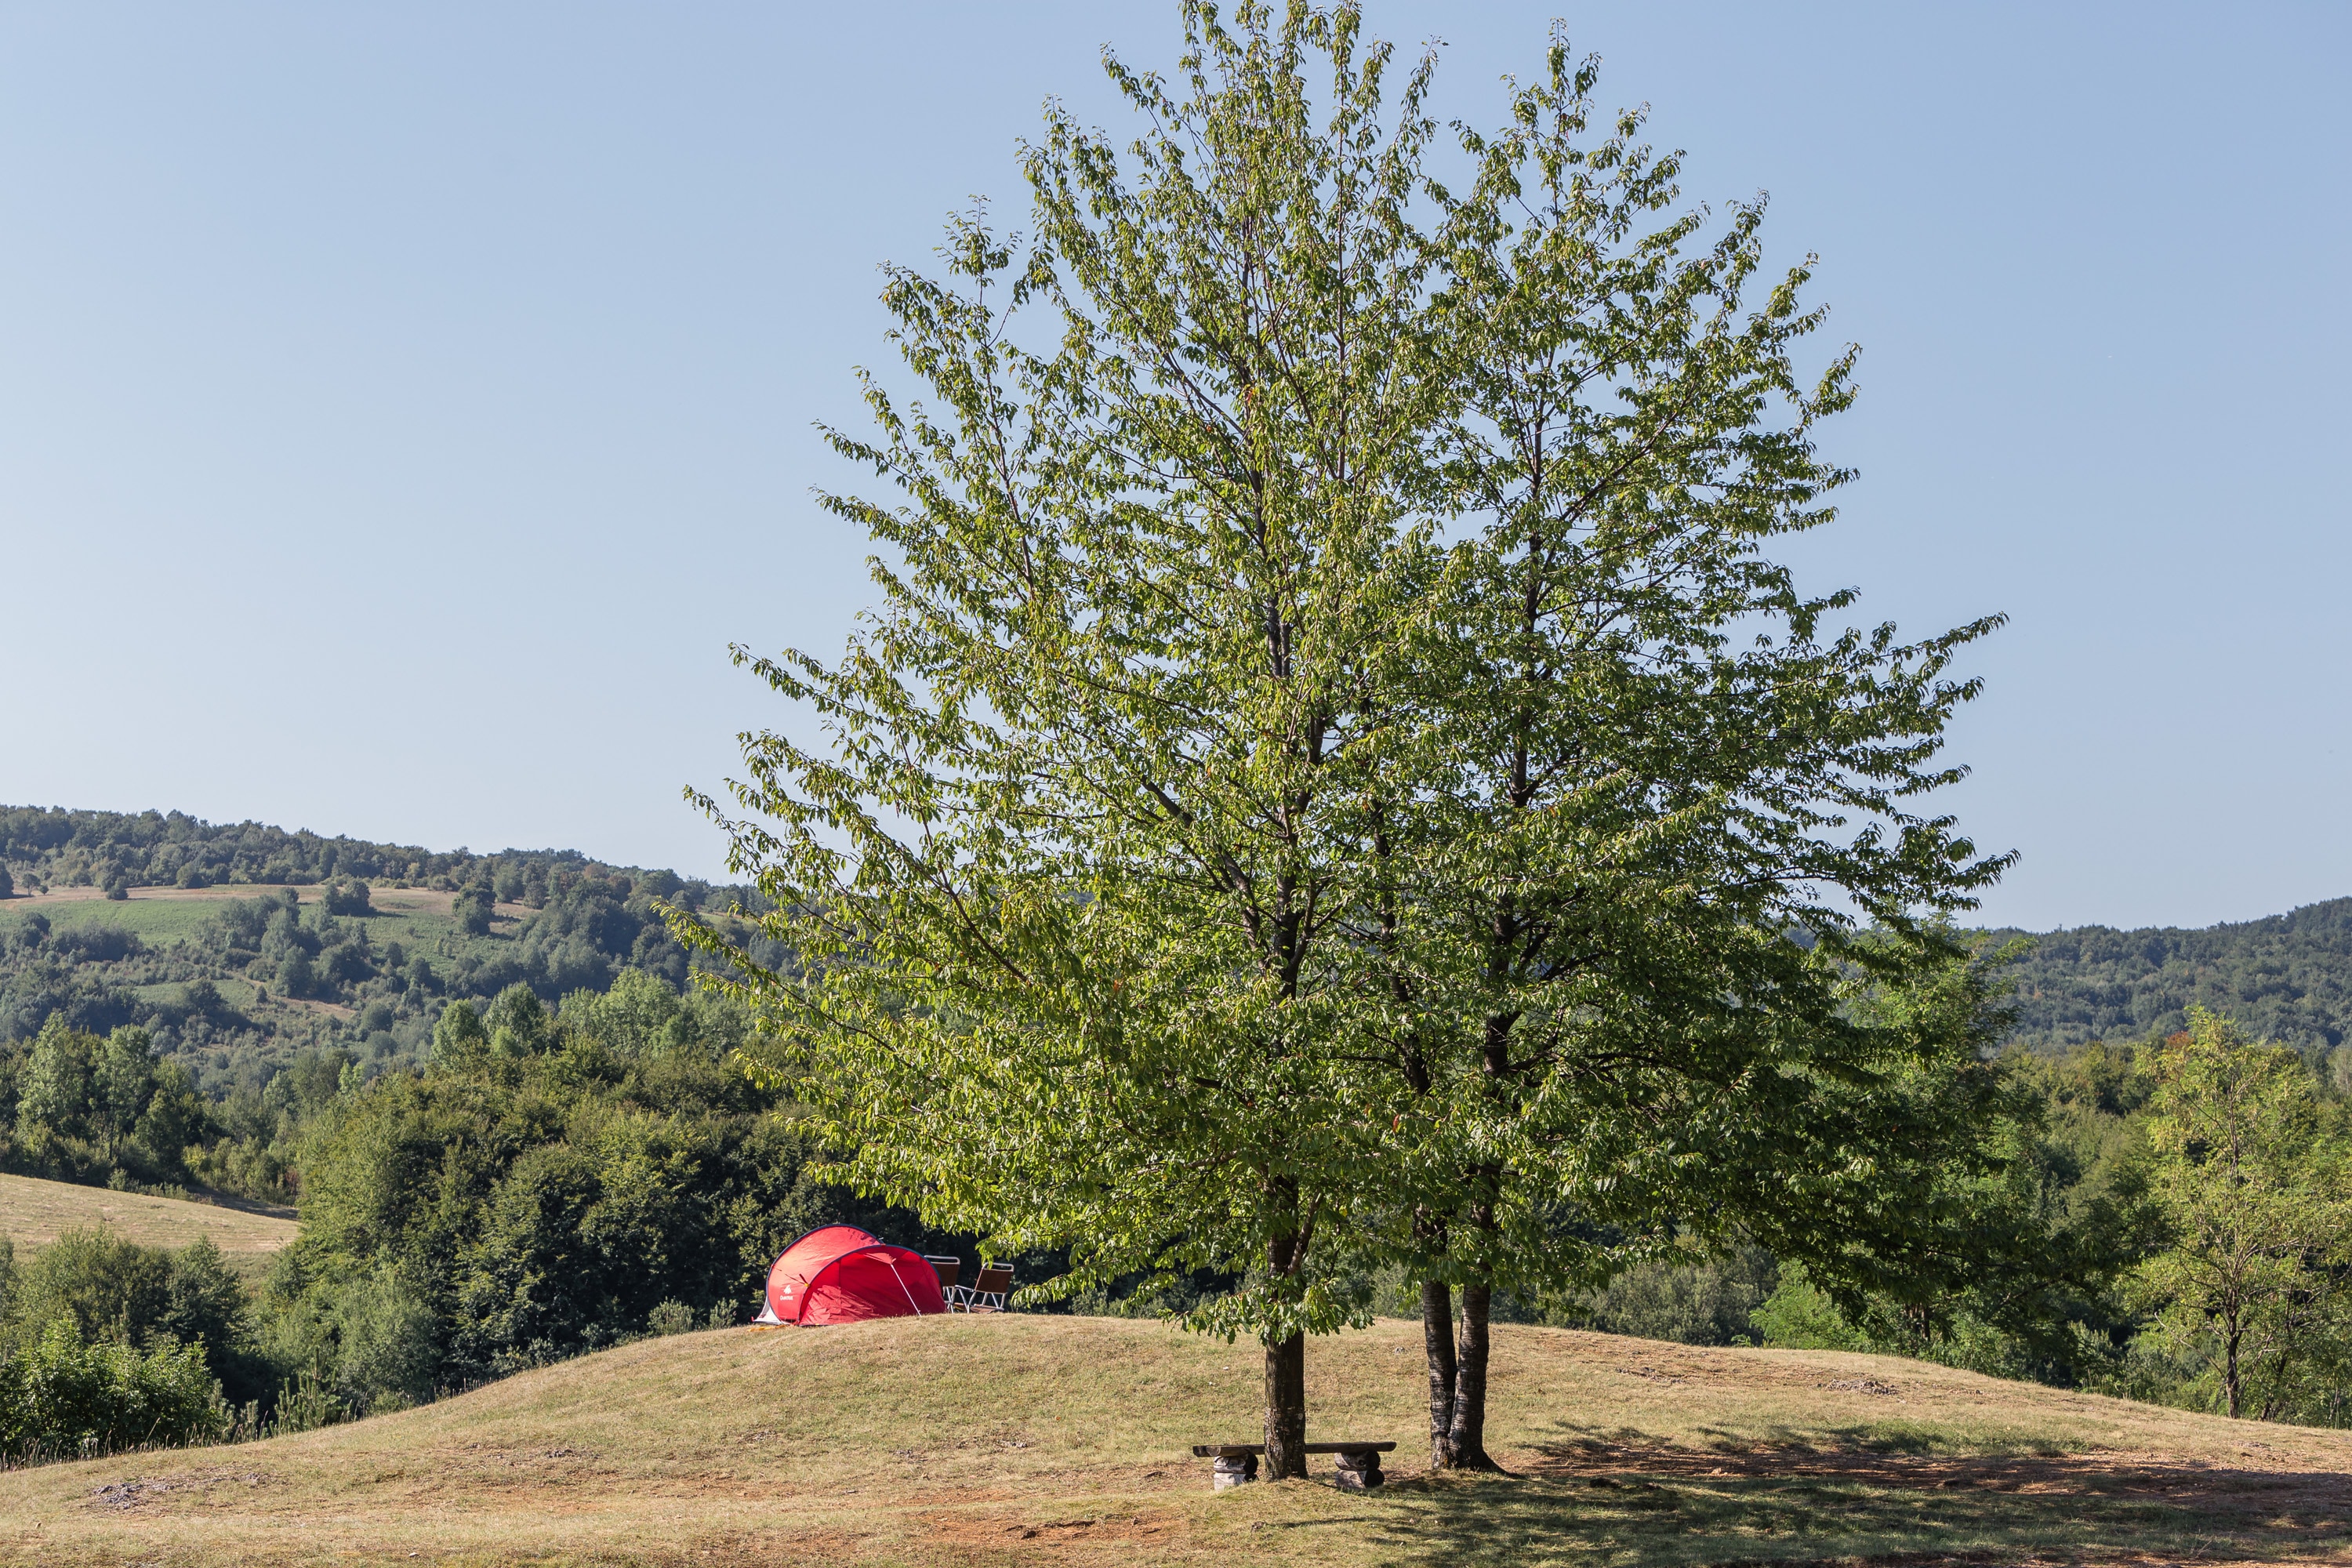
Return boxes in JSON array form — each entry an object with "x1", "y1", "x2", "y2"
[
  {"x1": 0, "y1": 1172, "x2": 296, "y2": 1280},
  {"x1": 1, "y1": 1313, "x2": 2347, "y2": 1567}
]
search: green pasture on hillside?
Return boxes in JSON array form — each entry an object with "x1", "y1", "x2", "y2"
[
  {"x1": 0, "y1": 887, "x2": 518, "y2": 964},
  {"x1": 0, "y1": 895, "x2": 229, "y2": 944}
]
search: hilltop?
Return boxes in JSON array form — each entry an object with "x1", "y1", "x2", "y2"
[{"x1": 5, "y1": 1312, "x2": 2349, "y2": 1566}]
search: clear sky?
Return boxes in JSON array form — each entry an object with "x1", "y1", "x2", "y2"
[{"x1": 2, "y1": 2, "x2": 2344, "y2": 932}]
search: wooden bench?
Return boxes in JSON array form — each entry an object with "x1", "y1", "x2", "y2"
[{"x1": 1190, "y1": 1441, "x2": 1396, "y2": 1490}]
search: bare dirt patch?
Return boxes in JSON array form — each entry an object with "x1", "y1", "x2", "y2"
[
  {"x1": 925, "y1": 1507, "x2": 1185, "y2": 1550},
  {"x1": 86, "y1": 1468, "x2": 275, "y2": 1512}
]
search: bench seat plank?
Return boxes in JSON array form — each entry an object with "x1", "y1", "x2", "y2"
[{"x1": 1190, "y1": 1442, "x2": 1396, "y2": 1457}]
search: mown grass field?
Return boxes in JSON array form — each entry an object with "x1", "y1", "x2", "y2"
[
  {"x1": 5, "y1": 1312, "x2": 2349, "y2": 1567},
  {"x1": 0, "y1": 1172, "x2": 296, "y2": 1282},
  {"x1": 0, "y1": 884, "x2": 482, "y2": 945},
  {"x1": 0, "y1": 888, "x2": 252, "y2": 945}
]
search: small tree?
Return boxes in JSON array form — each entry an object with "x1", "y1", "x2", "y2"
[
  {"x1": 453, "y1": 885, "x2": 495, "y2": 937},
  {"x1": 18, "y1": 1019, "x2": 95, "y2": 1144},
  {"x1": 2132, "y1": 1007, "x2": 2352, "y2": 1420},
  {"x1": 92, "y1": 1028, "x2": 158, "y2": 1167}
]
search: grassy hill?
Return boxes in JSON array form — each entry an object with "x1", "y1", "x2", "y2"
[
  {"x1": 5, "y1": 1313, "x2": 2349, "y2": 1566},
  {"x1": 0, "y1": 1171, "x2": 294, "y2": 1283}
]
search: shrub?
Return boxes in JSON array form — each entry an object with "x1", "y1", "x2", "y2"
[
  {"x1": 267, "y1": 1364, "x2": 348, "y2": 1436},
  {"x1": 319, "y1": 878, "x2": 373, "y2": 918},
  {"x1": 647, "y1": 1300, "x2": 696, "y2": 1337},
  {"x1": 0, "y1": 1318, "x2": 228, "y2": 1462},
  {"x1": 1750, "y1": 1264, "x2": 1875, "y2": 1352},
  {"x1": 332, "y1": 1267, "x2": 439, "y2": 1413}
]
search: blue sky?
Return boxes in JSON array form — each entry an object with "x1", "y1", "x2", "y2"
[{"x1": 2, "y1": 2, "x2": 2344, "y2": 931}]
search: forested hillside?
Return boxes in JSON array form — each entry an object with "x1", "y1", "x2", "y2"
[
  {"x1": 1996, "y1": 898, "x2": 2352, "y2": 1057},
  {"x1": 0, "y1": 806, "x2": 779, "y2": 1094}
]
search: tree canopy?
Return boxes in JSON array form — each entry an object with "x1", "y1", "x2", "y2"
[{"x1": 684, "y1": 0, "x2": 2016, "y2": 1474}]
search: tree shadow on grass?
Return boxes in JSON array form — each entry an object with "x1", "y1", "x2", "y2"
[{"x1": 1317, "y1": 1439, "x2": 2352, "y2": 1568}]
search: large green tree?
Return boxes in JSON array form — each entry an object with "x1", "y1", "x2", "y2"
[
  {"x1": 687, "y1": 0, "x2": 2023, "y2": 1480},
  {"x1": 684, "y1": 2, "x2": 1448, "y2": 1477},
  {"x1": 1343, "y1": 37, "x2": 2016, "y2": 1468}
]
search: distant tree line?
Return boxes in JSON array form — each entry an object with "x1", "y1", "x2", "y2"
[
  {"x1": 1995, "y1": 898, "x2": 2352, "y2": 1057},
  {"x1": 0, "y1": 804, "x2": 733, "y2": 906}
]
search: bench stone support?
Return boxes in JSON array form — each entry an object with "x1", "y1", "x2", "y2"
[{"x1": 1196, "y1": 1439, "x2": 1390, "y2": 1491}]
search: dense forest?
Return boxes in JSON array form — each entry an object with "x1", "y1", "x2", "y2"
[{"x1": 1996, "y1": 898, "x2": 2352, "y2": 1056}]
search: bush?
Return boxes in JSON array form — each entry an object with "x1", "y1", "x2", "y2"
[
  {"x1": 1751, "y1": 1264, "x2": 1875, "y2": 1352},
  {"x1": 267, "y1": 1364, "x2": 347, "y2": 1436},
  {"x1": 0, "y1": 1317, "x2": 228, "y2": 1462},
  {"x1": 319, "y1": 879, "x2": 373, "y2": 918},
  {"x1": 8, "y1": 1228, "x2": 269, "y2": 1408},
  {"x1": 1577, "y1": 1247, "x2": 1781, "y2": 1346},
  {"x1": 332, "y1": 1267, "x2": 438, "y2": 1413},
  {"x1": 647, "y1": 1300, "x2": 696, "y2": 1337}
]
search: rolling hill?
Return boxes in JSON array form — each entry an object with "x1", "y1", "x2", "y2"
[{"x1": 3, "y1": 1312, "x2": 2347, "y2": 1566}]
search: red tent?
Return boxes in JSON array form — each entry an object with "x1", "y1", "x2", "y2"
[{"x1": 753, "y1": 1225, "x2": 947, "y2": 1325}]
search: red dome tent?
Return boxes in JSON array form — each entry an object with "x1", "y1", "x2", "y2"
[{"x1": 753, "y1": 1225, "x2": 947, "y2": 1325}]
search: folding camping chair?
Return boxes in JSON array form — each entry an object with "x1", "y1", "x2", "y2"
[
  {"x1": 923, "y1": 1255, "x2": 962, "y2": 1294},
  {"x1": 949, "y1": 1261, "x2": 1014, "y2": 1313}
]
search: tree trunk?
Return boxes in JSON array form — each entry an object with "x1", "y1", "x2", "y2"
[
  {"x1": 1421, "y1": 1278, "x2": 1458, "y2": 1468},
  {"x1": 2224, "y1": 1310, "x2": 2243, "y2": 1421},
  {"x1": 1444, "y1": 1281, "x2": 1501, "y2": 1470},
  {"x1": 1264, "y1": 1330, "x2": 1308, "y2": 1478}
]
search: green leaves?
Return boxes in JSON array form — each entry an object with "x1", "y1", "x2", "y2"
[
  {"x1": 2129, "y1": 1007, "x2": 2352, "y2": 1417},
  {"x1": 686, "y1": 5, "x2": 2013, "y2": 1403},
  {"x1": 684, "y1": 0, "x2": 1449, "y2": 1348}
]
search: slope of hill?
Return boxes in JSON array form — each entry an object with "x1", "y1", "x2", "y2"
[
  {"x1": 1996, "y1": 896, "x2": 2352, "y2": 1055},
  {"x1": 0, "y1": 1171, "x2": 294, "y2": 1281},
  {"x1": 6, "y1": 1313, "x2": 2350, "y2": 1566}
]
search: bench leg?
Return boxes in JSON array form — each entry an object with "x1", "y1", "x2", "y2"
[
  {"x1": 1211, "y1": 1454, "x2": 1258, "y2": 1490},
  {"x1": 1333, "y1": 1451, "x2": 1384, "y2": 1490}
]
